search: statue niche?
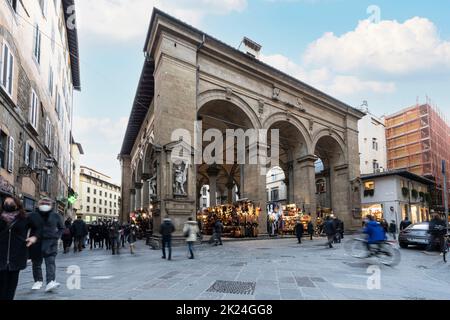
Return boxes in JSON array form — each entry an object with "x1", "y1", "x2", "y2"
[{"x1": 173, "y1": 161, "x2": 188, "y2": 196}]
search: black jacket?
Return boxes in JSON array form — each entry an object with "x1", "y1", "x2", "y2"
[
  {"x1": 400, "y1": 220, "x2": 412, "y2": 231},
  {"x1": 0, "y1": 214, "x2": 40, "y2": 272},
  {"x1": 307, "y1": 222, "x2": 314, "y2": 234},
  {"x1": 29, "y1": 210, "x2": 64, "y2": 258},
  {"x1": 159, "y1": 220, "x2": 175, "y2": 237},
  {"x1": 214, "y1": 221, "x2": 224, "y2": 234},
  {"x1": 71, "y1": 219, "x2": 88, "y2": 237},
  {"x1": 323, "y1": 220, "x2": 336, "y2": 235},
  {"x1": 429, "y1": 218, "x2": 446, "y2": 235},
  {"x1": 295, "y1": 223, "x2": 304, "y2": 237},
  {"x1": 388, "y1": 223, "x2": 397, "y2": 233}
]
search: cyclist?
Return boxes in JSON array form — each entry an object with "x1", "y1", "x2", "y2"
[
  {"x1": 427, "y1": 213, "x2": 446, "y2": 253},
  {"x1": 363, "y1": 215, "x2": 387, "y2": 255}
]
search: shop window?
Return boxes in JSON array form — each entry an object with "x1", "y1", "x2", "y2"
[
  {"x1": 0, "y1": 131, "x2": 7, "y2": 169},
  {"x1": 316, "y1": 179, "x2": 326, "y2": 194},
  {"x1": 364, "y1": 181, "x2": 375, "y2": 197}
]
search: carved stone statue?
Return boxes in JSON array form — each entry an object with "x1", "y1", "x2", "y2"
[
  {"x1": 149, "y1": 175, "x2": 157, "y2": 197},
  {"x1": 173, "y1": 161, "x2": 188, "y2": 196}
]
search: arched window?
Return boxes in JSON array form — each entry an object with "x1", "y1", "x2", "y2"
[{"x1": 316, "y1": 179, "x2": 326, "y2": 194}]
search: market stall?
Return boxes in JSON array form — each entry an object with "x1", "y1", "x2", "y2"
[{"x1": 197, "y1": 200, "x2": 261, "y2": 238}]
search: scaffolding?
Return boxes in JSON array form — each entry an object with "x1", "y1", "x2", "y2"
[{"x1": 386, "y1": 103, "x2": 450, "y2": 209}]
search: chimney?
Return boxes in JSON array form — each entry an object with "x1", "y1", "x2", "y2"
[{"x1": 242, "y1": 37, "x2": 262, "y2": 60}]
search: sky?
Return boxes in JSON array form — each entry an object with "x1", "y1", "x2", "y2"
[{"x1": 71, "y1": 0, "x2": 450, "y2": 184}]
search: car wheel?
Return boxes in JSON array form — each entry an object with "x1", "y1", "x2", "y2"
[{"x1": 399, "y1": 242, "x2": 408, "y2": 249}]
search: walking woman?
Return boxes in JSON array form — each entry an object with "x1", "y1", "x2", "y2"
[
  {"x1": 127, "y1": 224, "x2": 137, "y2": 254},
  {"x1": 0, "y1": 196, "x2": 40, "y2": 300},
  {"x1": 183, "y1": 217, "x2": 199, "y2": 259}
]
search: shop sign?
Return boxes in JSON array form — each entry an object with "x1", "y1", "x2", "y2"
[{"x1": 0, "y1": 176, "x2": 15, "y2": 195}]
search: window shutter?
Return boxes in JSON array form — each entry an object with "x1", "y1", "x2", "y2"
[
  {"x1": 1, "y1": 44, "x2": 8, "y2": 87},
  {"x1": 24, "y1": 141, "x2": 30, "y2": 166},
  {"x1": 7, "y1": 136, "x2": 14, "y2": 172},
  {"x1": 8, "y1": 51, "x2": 13, "y2": 94}
]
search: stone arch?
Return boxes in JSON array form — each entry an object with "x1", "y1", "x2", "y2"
[
  {"x1": 263, "y1": 112, "x2": 313, "y2": 156},
  {"x1": 198, "y1": 89, "x2": 261, "y2": 129},
  {"x1": 312, "y1": 129, "x2": 347, "y2": 164}
]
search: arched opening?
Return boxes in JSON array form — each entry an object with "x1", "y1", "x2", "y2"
[
  {"x1": 314, "y1": 135, "x2": 346, "y2": 218},
  {"x1": 196, "y1": 99, "x2": 262, "y2": 238}
]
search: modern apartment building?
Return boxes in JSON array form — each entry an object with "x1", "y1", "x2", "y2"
[
  {"x1": 0, "y1": 0, "x2": 80, "y2": 215},
  {"x1": 385, "y1": 104, "x2": 450, "y2": 213},
  {"x1": 78, "y1": 166, "x2": 121, "y2": 223}
]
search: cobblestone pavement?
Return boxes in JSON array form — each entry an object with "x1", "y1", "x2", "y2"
[{"x1": 14, "y1": 237, "x2": 450, "y2": 300}]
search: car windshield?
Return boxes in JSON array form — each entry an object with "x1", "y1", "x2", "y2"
[{"x1": 406, "y1": 223, "x2": 428, "y2": 231}]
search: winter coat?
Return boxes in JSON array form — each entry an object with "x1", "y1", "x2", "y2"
[
  {"x1": 429, "y1": 217, "x2": 446, "y2": 235},
  {"x1": 29, "y1": 210, "x2": 64, "y2": 258},
  {"x1": 295, "y1": 223, "x2": 304, "y2": 237},
  {"x1": 159, "y1": 220, "x2": 175, "y2": 238},
  {"x1": 71, "y1": 219, "x2": 88, "y2": 237},
  {"x1": 399, "y1": 220, "x2": 412, "y2": 231},
  {"x1": 109, "y1": 222, "x2": 120, "y2": 239},
  {"x1": 388, "y1": 223, "x2": 397, "y2": 233},
  {"x1": 307, "y1": 222, "x2": 314, "y2": 234},
  {"x1": 214, "y1": 221, "x2": 224, "y2": 234},
  {"x1": 0, "y1": 213, "x2": 41, "y2": 272},
  {"x1": 323, "y1": 220, "x2": 336, "y2": 236},
  {"x1": 364, "y1": 220, "x2": 386, "y2": 244},
  {"x1": 183, "y1": 221, "x2": 199, "y2": 242},
  {"x1": 127, "y1": 227, "x2": 137, "y2": 244}
]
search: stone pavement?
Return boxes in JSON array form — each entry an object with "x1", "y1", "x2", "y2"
[{"x1": 14, "y1": 237, "x2": 450, "y2": 300}]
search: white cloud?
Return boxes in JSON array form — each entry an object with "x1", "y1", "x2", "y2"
[
  {"x1": 73, "y1": 116, "x2": 129, "y2": 183},
  {"x1": 76, "y1": 0, "x2": 247, "y2": 41},
  {"x1": 303, "y1": 17, "x2": 450, "y2": 76},
  {"x1": 261, "y1": 54, "x2": 396, "y2": 98}
]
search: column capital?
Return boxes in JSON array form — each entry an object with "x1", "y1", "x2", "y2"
[
  {"x1": 297, "y1": 155, "x2": 318, "y2": 164},
  {"x1": 135, "y1": 182, "x2": 143, "y2": 190},
  {"x1": 207, "y1": 164, "x2": 221, "y2": 177},
  {"x1": 141, "y1": 173, "x2": 151, "y2": 181}
]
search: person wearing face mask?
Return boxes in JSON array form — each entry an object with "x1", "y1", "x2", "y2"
[
  {"x1": 29, "y1": 197, "x2": 64, "y2": 293},
  {"x1": 0, "y1": 196, "x2": 40, "y2": 300}
]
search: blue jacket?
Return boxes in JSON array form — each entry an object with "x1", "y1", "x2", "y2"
[{"x1": 363, "y1": 221, "x2": 386, "y2": 244}]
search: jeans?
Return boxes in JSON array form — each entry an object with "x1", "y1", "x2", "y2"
[
  {"x1": 32, "y1": 254, "x2": 56, "y2": 284},
  {"x1": 326, "y1": 234, "x2": 335, "y2": 248},
  {"x1": 214, "y1": 232, "x2": 222, "y2": 245},
  {"x1": 111, "y1": 237, "x2": 120, "y2": 254},
  {"x1": 187, "y1": 241, "x2": 194, "y2": 258},
  {"x1": 74, "y1": 237, "x2": 84, "y2": 252},
  {"x1": 0, "y1": 270, "x2": 20, "y2": 300},
  {"x1": 162, "y1": 237, "x2": 172, "y2": 259}
]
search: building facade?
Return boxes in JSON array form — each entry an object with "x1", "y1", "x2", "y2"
[
  {"x1": 385, "y1": 104, "x2": 450, "y2": 213},
  {"x1": 78, "y1": 166, "x2": 121, "y2": 223},
  {"x1": 119, "y1": 8, "x2": 364, "y2": 237},
  {"x1": 0, "y1": 0, "x2": 80, "y2": 215},
  {"x1": 361, "y1": 170, "x2": 433, "y2": 225},
  {"x1": 358, "y1": 111, "x2": 387, "y2": 175},
  {"x1": 67, "y1": 137, "x2": 83, "y2": 219},
  {"x1": 266, "y1": 167, "x2": 287, "y2": 203}
]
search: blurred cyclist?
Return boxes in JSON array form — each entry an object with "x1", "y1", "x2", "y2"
[{"x1": 363, "y1": 215, "x2": 387, "y2": 254}]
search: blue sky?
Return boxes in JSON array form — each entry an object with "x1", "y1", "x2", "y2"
[{"x1": 72, "y1": 0, "x2": 450, "y2": 183}]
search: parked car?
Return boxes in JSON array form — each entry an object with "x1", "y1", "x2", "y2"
[{"x1": 399, "y1": 222, "x2": 448, "y2": 249}]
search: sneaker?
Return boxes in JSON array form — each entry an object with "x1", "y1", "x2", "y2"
[
  {"x1": 32, "y1": 281, "x2": 43, "y2": 290},
  {"x1": 45, "y1": 281, "x2": 60, "y2": 292}
]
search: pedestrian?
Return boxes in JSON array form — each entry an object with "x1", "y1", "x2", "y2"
[
  {"x1": 71, "y1": 215, "x2": 88, "y2": 252},
  {"x1": 183, "y1": 217, "x2": 199, "y2": 259},
  {"x1": 109, "y1": 219, "x2": 121, "y2": 255},
  {"x1": 0, "y1": 196, "x2": 40, "y2": 300},
  {"x1": 388, "y1": 220, "x2": 397, "y2": 240},
  {"x1": 307, "y1": 220, "x2": 314, "y2": 240},
  {"x1": 213, "y1": 219, "x2": 224, "y2": 246},
  {"x1": 381, "y1": 219, "x2": 389, "y2": 234},
  {"x1": 400, "y1": 216, "x2": 412, "y2": 231},
  {"x1": 294, "y1": 220, "x2": 304, "y2": 244},
  {"x1": 30, "y1": 197, "x2": 64, "y2": 293},
  {"x1": 363, "y1": 215, "x2": 386, "y2": 253},
  {"x1": 323, "y1": 216, "x2": 336, "y2": 249},
  {"x1": 427, "y1": 214, "x2": 446, "y2": 252},
  {"x1": 61, "y1": 220, "x2": 73, "y2": 254},
  {"x1": 127, "y1": 224, "x2": 138, "y2": 254},
  {"x1": 159, "y1": 218, "x2": 175, "y2": 260},
  {"x1": 332, "y1": 216, "x2": 341, "y2": 243}
]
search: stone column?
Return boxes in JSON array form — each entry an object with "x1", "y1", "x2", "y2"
[
  {"x1": 130, "y1": 189, "x2": 136, "y2": 216},
  {"x1": 240, "y1": 164, "x2": 245, "y2": 200},
  {"x1": 142, "y1": 173, "x2": 151, "y2": 210},
  {"x1": 244, "y1": 164, "x2": 268, "y2": 235},
  {"x1": 119, "y1": 155, "x2": 132, "y2": 223},
  {"x1": 207, "y1": 165, "x2": 220, "y2": 206},
  {"x1": 293, "y1": 155, "x2": 317, "y2": 214},
  {"x1": 286, "y1": 161, "x2": 294, "y2": 203},
  {"x1": 135, "y1": 182, "x2": 143, "y2": 210},
  {"x1": 226, "y1": 179, "x2": 234, "y2": 204}
]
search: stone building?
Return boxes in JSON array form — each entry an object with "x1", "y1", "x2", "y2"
[
  {"x1": 78, "y1": 166, "x2": 121, "y2": 223},
  {"x1": 119, "y1": 9, "x2": 364, "y2": 237},
  {"x1": 0, "y1": 0, "x2": 80, "y2": 215}
]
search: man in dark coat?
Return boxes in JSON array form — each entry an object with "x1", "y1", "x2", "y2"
[
  {"x1": 71, "y1": 215, "x2": 88, "y2": 252},
  {"x1": 109, "y1": 219, "x2": 121, "y2": 255},
  {"x1": 159, "y1": 218, "x2": 175, "y2": 260},
  {"x1": 323, "y1": 216, "x2": 336, "y2": 249},
  {"x1": 30, "y1": 197, "x2": 64, "y2": 293},
  {"x1": 427, "y1": 214, "x2": 447, "y2": 252},
  {"x1": 294, "y1": 221, "x2": 304, "y2": 244},
  {"x1": 400, "y1": 217, "x2": 412, "y2": 231},
  {"x1": 214, "y1": 219, "x2": 224, "y2": 246},
  {"x1": 388, "y1": 220, "x2": 397, "y2": 240},
  {"x1": 307, "y1": 220, "x2": 314, "y2": 240}
]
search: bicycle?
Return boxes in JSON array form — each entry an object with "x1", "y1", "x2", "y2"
[{"x1": 348, "y1": 237, "x2": 401, "y2": 266}]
